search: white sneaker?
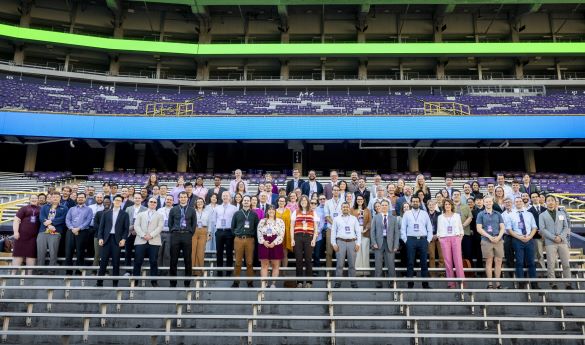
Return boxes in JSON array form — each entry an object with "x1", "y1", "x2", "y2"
[
  {"x1": 270, "y1": 284, "x2": 276, "y2": 289},
  {"x1": 123, "y1": 272, "x2": 131, "y2": 277},
  {"x1": 304, "y1": 283, "x2": 312, "y2": 288},
  {"x1": 296, "y1": 283, "x2": 303, "y2": 288}
]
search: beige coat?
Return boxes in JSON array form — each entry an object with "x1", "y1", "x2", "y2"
[{"x1": 134, "y1": 210, "x2": 163, "y2": 246}]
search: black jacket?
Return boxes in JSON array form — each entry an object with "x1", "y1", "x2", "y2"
[
  {"x1": 98, "y1": 208, "x2": 130, "y2": 245},
  {"x1": 168, "y1": 205, "x2": 197, "y2": 234},
  {"x1": 286, "y1": 179, "x2": 305, "y2": 195}
]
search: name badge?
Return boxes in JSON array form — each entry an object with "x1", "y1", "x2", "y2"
[
  {"x1": 413, "y1": 223, "x2": 419, "y2": 231},
  {"x1": 447, "y1": 226, "x2": 453, "y2": 234},
  {"x1": 180, "y1": 219, "x2": 187, "y2": 228},
  {"x1": 221, "y1": 219, "x2": 227, "y2": 227},
  {"x1": 267, "y1": 228, "x2": 273, "y2": 236},
  {"x1": 358, "y1": 217, "x2": 364, "y2": 226},
  {"x1": 345, "y1": 226, "x2": 351, "y2": 234},
  {"x1": 559, "y1": 215, "x2": 565, "y2": 221},
  {"x1": 30, "y1": 216, "x2": 36, "y2": 224},
  {"x1": 333, "y1": 213, "x2": 338, "y2": 218},
  {"x1": 487, "y1": 225, "x2": 493, "y2": 234},
  {"x1": 518, "y1": 221, "x2": 525, "y2": 229},
  {"x1": 197, "y1": 221, "x2": 203, "y2": 228},
  {"x1": 244, "y1": 220, "x2": 250, "y2": 229},
  {"x1": 164, "y1": 219, "x2": 168, "y2": 227}
]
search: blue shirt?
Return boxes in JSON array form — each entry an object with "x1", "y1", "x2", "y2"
[
  {"x1": 476, "y1": 210, "x2": 504, "y2": 241},
  {"x1": 505, "y1": 209, "x2": 537, "y2": 237},
  {"x1": 400, "y1": 208, "x2": 433, "y2": 243},
  {"x1": 65, "y1": 205, "x2": 93, "y2": 231},
  {"x1": 315, "y1": 205, "x2": 326, "y2": 241}
]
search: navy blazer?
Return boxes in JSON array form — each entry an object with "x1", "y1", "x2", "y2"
[
  {"x1": 300, "y1": 180, "x2": 323, "y2": 198},
  {"x1": 98, "y1": 208, "x2": 130, "y2": 245},
  {"x1": 39, "y1": 204, "x2": 69, "y2": 234}
]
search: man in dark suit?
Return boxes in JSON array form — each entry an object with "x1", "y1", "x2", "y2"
[
  {"x1": 168, "y1": 191, "x2": 197, "y2": 287},
  {"x1": 527, "y1": 192, "x2": 546, "y2": 270},
  {"x1": 206, "y1": 176, "x2": 227, "y2": 204},
  {"x1": 370, "y1": 200, "x2": 401, "y2": 288},
  {"x1": 97, "y1": 195, "x2": 130, "y2": 287},
  {"x1": 300, "y1": 170, "x2": 323, "y2": 198},
  {"x1": 286, "y1": 169, "x2": 305, "y2": 195},
  {"x1": 520, "y1": 174, "x2": 539, "y2": 195}
]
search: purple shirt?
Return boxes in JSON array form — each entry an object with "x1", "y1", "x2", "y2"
[{"x1": 170, "y1": 186, "x2": 185, "y2": 204}]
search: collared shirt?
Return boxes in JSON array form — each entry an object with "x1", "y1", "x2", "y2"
[
  {"x1": 400, "y1": 208, "x2": 433, "y2": 243},
  {"x1": 368, "y1": 197, "x2": 391, "y2": 214},
  {"x1": 330, "y1": 213, "x2": 362, "y2": 246},
  {"x1": 232, "y1": 208, "x2": 259, "y2": 237},
  {"x1": 314, "y1": 205, "x2": 326, "y2": 241},
  {"x1": 506, "y1": 209, "x2": 537, "y2": 236},
  {"x1": 65, "y1": 204, "x2": 93, "y2": 230},
  {"x1": 498, "y1": 183, "x2": 514, "y2": 200},
  {"x1": 454, "y1": 203, "x2": 472, "y2": 235},
  {"x1": 215, "y1": 203, "x2": 238, "y2": 229},
  {"x1": 476, "y1": 209, "x2": 504, "y2": 241},
  {"x1": 110, "y1": 207, "x2": 120, "y2": 234},
  {"x1": 324, "y1": 197, "x2": 343, "y2": 226},
  {"x1": 193, "y1": 186, "x2": 208, "y2": 200},
  {"x1": 170, "y1": 186, "x2": 185, "y2": 204},
  {"x1": 156, "y1": 206, "x2": 172, "y2": 232},
  {"x1": 501, "y1": 209, "x2": 514, "y2": 235},
  {"x1": 88, "y1": 203, "x2": 105, "y2": 227},
  {"x1": 131, "y1": 205, "x2": 144, "y2": 225}
]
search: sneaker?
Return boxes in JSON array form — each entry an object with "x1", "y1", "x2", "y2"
[
  {"x1": 151, "y1": 281, "x2": 159, "y2": 288},
  {"x1": 270, "y1": 284, "x2": 276, "y2": 289},
  {"x1": 422, "y1": 284, "x2": 432, "y2": 289},
  {"x1": 375, "y1": 283, "x2": 383, "y2": 289},
  {"x1": 333, "y1": 283, "x2": 341, "y2": 289},
  {"x1": 350, "y1": 283, "x2": 358, "y2": 289},
  {"x1": 296, "y1": 283, "x2": 303, "y2": 288},
  {"x1": 304, "y1": 283, "x2": 312, "y2": 288},
  {"x1": 551, "y1": 285, "x2": 559, "y2": 290},
  {"x1": 123, "y1": 272, "x2": 131, "y2": 277},
  {"x1": 566, "y1": 285, "x2": 573, "y2": 290},
  {"x1": 231, "y1": 282, "x2": 240, "y2": 288},
  {"x1": 247, "y1": 282, "x2": 254, "y2": 288}
]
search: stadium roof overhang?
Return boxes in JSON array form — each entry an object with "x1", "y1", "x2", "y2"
[
  {"x1": 2, "y1": 24, "x2": 585, "y2": 58},
  {"x1": 126, "y1": 0, "x2": 584, "y2": 5}
]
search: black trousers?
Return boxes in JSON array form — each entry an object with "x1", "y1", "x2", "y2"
[
  {"x1": 65, "y1": 229, "x2": 92, "y2": 273},
  {"x1": 294, "y1": 233, "x2": 314, "y2": 284},
  {"x1": 124, "y1": 233, "x2": 136, "y2": 268},
  {"x1": 462, "y1": 234, "x2": 484, "y2": 269},
  {"x1": 98, "y1": 235, "x2": 121, "y2": 286},
  {"x1": 170, "y1": 231, "x2": 192, "y2": 287},
  {"x1": 215, "y1": 229, "x2": 234, "y2": 277}
]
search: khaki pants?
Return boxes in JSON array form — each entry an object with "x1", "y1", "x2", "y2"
[
  {"x1": 325, "y1": 229, "x2": 333, "y2": 268},
  {"x1": 535, "y1": 238, "x2": 546, "y2": 270},
  {"x1": 428, "y1": 237, "x2": 444, "y2": 277},
  {"x1": 546, "y1": 243, "x2": 571, "y2": 281},
  {"x1": 191, "y1": 228, "x2": 208, "y2": 276},
  {"x1": 234, "y1": 237, "x2": 255, "y2": 284}
]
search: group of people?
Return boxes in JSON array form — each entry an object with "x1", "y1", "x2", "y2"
[{"x1": 10, "y1": 169, "x2": 574, "y2": 289}]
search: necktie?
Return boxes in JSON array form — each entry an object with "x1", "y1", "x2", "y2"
[{"x1": 518, "y1": 211, "x2": 526, "y2": 235}]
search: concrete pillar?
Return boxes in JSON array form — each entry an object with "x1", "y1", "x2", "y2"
[
  {"x1": 103, "y1": 143, "x2": 116, "y2": 172},
  {"x1": 198, "y1": 21, "x2": 212, "y2": 44},
  {"x1": 280, "y1": 32, "x2": 290, "y2": 43},
  {"x1": 514, "y1": 60, "x2": 524, "y2": 80},
  {"x1": 288, "y1": 140, "x2": 304, "y2": 174},
  {"x1": 482, "y1": 151, "x2": 491, "y2": 177},
  {"x1": 63, "y1": 54, "x2": 70, "y2": 72},
  {"x1": 280, "y1": 60, "x2": 289, "y2": 80},
  {"x1": 23, "y1": 144, "x2": 37, "y2": 172},
  {"x1": 510, "y1": 22, "x2": 520, "y2": 42},
  {"x1": 321, "y1": 60, "x2": 326, "y2": 81},
  {"x1": 206, "y1": 144, "x2": 215, "y2": 173},
  {"x1": 19, "y1": 2, "x2": 32, "y2": 28},
  {"x1": 357, "y1": 31, "x2": 366, "y2": 43},
  {"x1": 358, "y1": 60, "x2": 367, "y2": 80},
  {"x1": 243, "y1": 63, "x2": 248, "y2": 81},
  {"x1": 13, "y1": 46, "x2": 25, "y2": 65},
  {"x1": 433, "y1": 23, "x2": 443, "y2": 43},
  {"x1": 109, "y1": 55, "x2": 120, "y2": 76},
  {"x1": 399, "y1": 61, "x2": 404, "y2": 80},
  {"x1": 477, "y1": 63, "x2": 483, "y2": 80},
  {"x1": 196, "y1": 60, "x2": 209, "y2": 81},
  {"x1": 555, "y1": 61, "x2": 563, "y2": 80},
  {"x1": 436, "y1": 61, "x2": 446, "y2": 80},
  {"x1": 524, "y1": 149, "x2": 536, "y2": 174},
  {"x1": 135, "y1": 144, "x2": 146, "y2": 174},
  {"x1": 156, "y1": 61, "x2": 162, "y2": 79},
  {"x1": 390, "y1": 149, "x2": 398, "y2": 172},
  {"x1": 177, "y1": 144, "x2": 189, "y2": 173},
  {"x1": 408, "y1": 149, "x2": 419, "y2": 172}
]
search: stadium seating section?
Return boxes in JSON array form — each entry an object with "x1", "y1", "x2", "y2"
[{"x1": 2, "y1": 74, "x2": 585, "y2": 116}]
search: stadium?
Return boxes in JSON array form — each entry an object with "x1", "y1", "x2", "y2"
[{"x1": 0, "y1": 0, "x2": 585, "y2": 344}]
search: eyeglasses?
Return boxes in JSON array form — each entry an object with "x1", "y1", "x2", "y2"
[
  {"x1": 319, "y1": 198, "x2": 326, "y2": 201},
  {"x1": 310, "y1": 202, "x2": 317, "y2": 205},
  {"x1": 148, "y1": 201, "x2": 157, "y2": 204}
]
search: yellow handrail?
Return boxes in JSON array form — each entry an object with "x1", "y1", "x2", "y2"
[
  {"x1": 0, "y1": 191, "x2": 45, "y2": 195},
  {"x1": 0, "y1": 197, "x2": 29, "y2": 223},
  {"x1": 550, "y1": 193, "x2": 585, "y2": 207}
]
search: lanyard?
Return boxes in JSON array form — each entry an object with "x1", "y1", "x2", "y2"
[{"x1": 412, "y1": 210, "x2": 421, "y2": 223}]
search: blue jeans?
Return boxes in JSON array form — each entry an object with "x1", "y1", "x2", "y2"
[
  {"x1": 512, "y1": 238, "x2": 536, "y2": 279},
  {"x1": 313, "y1": 238, "x2": 324, "y2": 267},
  {"x1": 406, "y1": 237, "x2": 429, "y2": 279}
]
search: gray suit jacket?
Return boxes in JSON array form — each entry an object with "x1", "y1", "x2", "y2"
[
  {"x1": 370, "y1": 213, "x2": 400, "y2": 251},
  {"x1": 539, "y1": 209, "x2": 570, "y2": 246}
]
